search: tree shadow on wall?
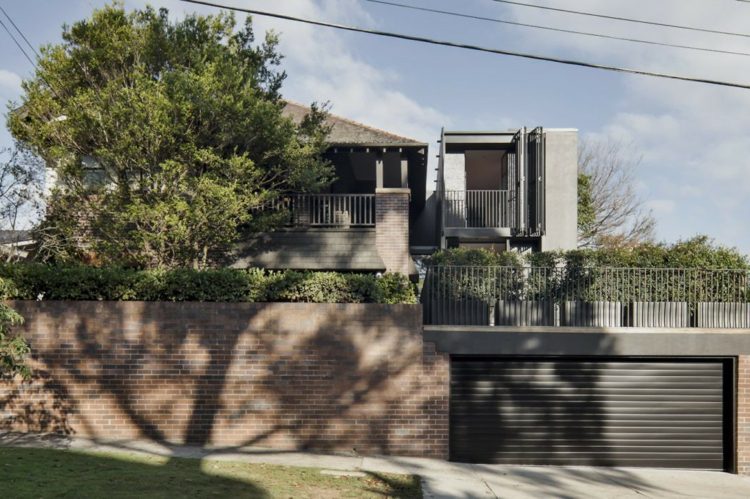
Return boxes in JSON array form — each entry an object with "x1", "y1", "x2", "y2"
[
  {"x1": 11, "y1": 301, "x2": 436, "y2": 456},
  {"x1": 0, "y1": 369, "x2": 74, "y2": 435},
  {"x1": 227, "y1": 308, "x2": 429, "y2": 455}
]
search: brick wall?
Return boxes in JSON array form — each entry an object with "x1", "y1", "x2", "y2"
[
  {"x1": 0, "y1": 301, "x2": 449, "y2": 458},
  {"x1": 375, "y1": 188, "x2": 411, "y2": 275},
  {"x1": 739, "y1": 355, "x2": 750, "y2": 474}
]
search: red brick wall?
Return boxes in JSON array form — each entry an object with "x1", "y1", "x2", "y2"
[
  {"x1": 0, "y1": 301, "x2": 449, "y2": 458},
  {"x1": 738, "y1": 355, "x2": 750, "y2": 474},
  {"x1": 375, "y1": 188, "x2": 411, "y2": 275}
]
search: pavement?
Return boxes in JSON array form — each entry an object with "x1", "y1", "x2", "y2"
[{"x1": 2, "y1": 432, "x2": 750, "y2": 498}]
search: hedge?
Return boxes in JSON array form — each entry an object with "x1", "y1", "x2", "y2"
[
  {"x1": 0, "y1": 264, "x2": 417, "y2": 304},
  {"x1": 430, "y1": 236, "x2": 750, "y2": 270},
  {"x1": 425, "y1": 237, "x2": 750, "y2": 303}
]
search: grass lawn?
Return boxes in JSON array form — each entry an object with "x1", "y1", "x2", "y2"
[{"x1": 0, "y1": 447, "x2": 422, "y2": 498}]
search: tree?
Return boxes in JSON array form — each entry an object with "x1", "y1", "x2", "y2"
[
  {"x1": 0, "y1": 144, "x2": 44, "y2": 260},
  {"x1": 577, "y1": 137, "x2": 656, "y2": 248},
  {"x1": 8, "y1": 3, "x2": 332, "y2": 269}
]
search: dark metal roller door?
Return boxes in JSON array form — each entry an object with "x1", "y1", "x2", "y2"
[{"x1": 450, "y1": 357, "x2": 734, "y2": 470}]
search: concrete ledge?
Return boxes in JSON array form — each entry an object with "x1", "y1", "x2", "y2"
[
  {"x1": 443, "y1": 227, "x2": 513, "y2": 238},
  {"x1": 424, "y1": 325, "x2": 750, "y2": 356},
  {"x1": 375, "y1": 188, "x2": 411, "y2": 195}
]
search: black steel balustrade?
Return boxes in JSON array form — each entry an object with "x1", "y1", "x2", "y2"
[
  {"x1": 264, "y1": 193, "x2": 375, "y2": 227},
  {"x1": 422, "y1": 265, "x2": 750, "y2": 328}
]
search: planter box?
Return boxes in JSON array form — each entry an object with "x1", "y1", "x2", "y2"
[
  {"x1": 629, "y1": 302, "x2": 689, "y2": 328},
  {"x1": 428, "y1": 296, "x2": 490, "y2": 326},
  {"x1": 497, "y1": 300, "x2": 555, "y2": 326},
  {"x1": 562, "y1": 301, "x2": 623, "y2": 327},
  {"x1": 696, "y1": 302, "x2": 750, "y2": 328}
]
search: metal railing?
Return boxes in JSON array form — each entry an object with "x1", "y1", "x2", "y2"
[
  {"x1": 422, "y1": 265, "x2": 750, "y2": 328},
  {"x1": 265, "y1": 193, "x2": 375, "y2": 227},
  {"x1": 444, "y1": 190, "x2": 511, "y2": 228}
]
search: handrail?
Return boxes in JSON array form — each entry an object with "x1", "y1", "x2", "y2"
[
  {"x1": 266, "y1": 193, "x2": 375, "y2": 227},
  {"x1": 443, "y1": 190, "x2": 511, "y2": 228}
]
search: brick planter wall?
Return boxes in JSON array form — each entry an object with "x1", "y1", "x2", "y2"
[{"x1": 0, "y1": 301, "x2": 449, "y2": 458}]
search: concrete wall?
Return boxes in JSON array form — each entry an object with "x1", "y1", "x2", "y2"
[
  {"x1": 0, "y1": 301, "x2": 449, "y2": 458},
  {"x1": 443, "y1": 152, "x2": 465, "y2": 192},
  {"x1": 541, "y1": 129, "x2": 578, "y2": 251}
]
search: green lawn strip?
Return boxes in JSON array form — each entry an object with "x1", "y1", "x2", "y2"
[{"x1": 0, "y1": 447, "x2": 421, "y2": 498}]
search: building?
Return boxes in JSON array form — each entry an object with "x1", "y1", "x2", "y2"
[
  {"x1": 435, "y1": 127, "x2": 577, "y2": 253},
  {"x1": 234, "y1": 107, "x2": 579, "y2": 275},
  {"x1": 231, "y1": 102, "x2": 429, "y2": 276}
]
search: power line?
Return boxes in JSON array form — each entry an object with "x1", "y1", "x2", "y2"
[
  {"x1": 0, "y1": 5, "x2": 40, "y2": 59},
  {"x1": 179, "y1": 0, "x2": 750, "y2": 90},
  {"x1": 0, "y1": 5, "x2": 62, "y2": 102},
  {"x1": 488, "y1": 0, "x2": 750, "y2": 39},
  {"x1": 365, "y1": 0, "x2": 750, "y2": 58},
  {"x1": 0, "y1": 14, "x2": 37, "y2": 69}
]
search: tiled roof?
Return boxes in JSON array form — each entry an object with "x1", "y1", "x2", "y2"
[{"x1": 283, "y1": 101, "x2": 427, "y2": 147}]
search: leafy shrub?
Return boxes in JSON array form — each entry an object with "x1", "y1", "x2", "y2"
[
  {"x1": 429, "y1": 237, "x2": 749, "y2": 271},
  {"x1": 428, "y1": 248, "x2": 521, "y2": 267},
  {"x1": 533, "y1": 236, "x2": 750, "y2": 270},
  {"x1": 0, "y1": 264, "x2": 416, "y2": 304},
  {"x1": 0, "y1": 283, "x2": 30, "y2": 379}
]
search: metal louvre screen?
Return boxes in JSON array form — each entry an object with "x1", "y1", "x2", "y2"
[
  {"x1": 526, "y1": 127, "x2": 544, "y2": 236},
  {"x1": 450, "y1": 357, "x2": 731, "y2": 470}
]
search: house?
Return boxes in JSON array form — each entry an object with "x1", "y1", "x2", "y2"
[
  {"x1": 232, "y1": 107, "x2": 580, "y2": 275},
  {"x1": 230, "y1": 102, "x2": 429, "y2": 276}
]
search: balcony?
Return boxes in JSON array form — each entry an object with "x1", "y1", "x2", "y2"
[
  {"x1": 422, "y1": 265, "x2": 750, "y2": 329},
  {"x1": 443, "y1": 190, "x2": 516, "y2": 238},
  {"x1": 266, "y1": 193, "x2": 375, "y2": 228}
]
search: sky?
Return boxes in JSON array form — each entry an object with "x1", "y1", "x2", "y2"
[{"x1": 1, "y1": 0, "x2": 749, "y2": 255}]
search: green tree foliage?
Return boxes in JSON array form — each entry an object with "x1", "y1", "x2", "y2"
[{"x1": 9, "y1": 3, "x2": 332, "y2": 268}]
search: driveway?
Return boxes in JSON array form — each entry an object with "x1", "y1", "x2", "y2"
[
  {"x1": 3, "y1": 433, "x2": 750, "y2": 498},
  {"x1": 404, "y1": 461, "x2": 750, "y2": 498}
]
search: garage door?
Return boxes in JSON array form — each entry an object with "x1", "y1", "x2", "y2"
[{"x1": 450, "y1": 357, "x2": 733, "y2": 470}]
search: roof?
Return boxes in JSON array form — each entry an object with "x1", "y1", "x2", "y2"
[{"x1": 283, "y1": 101, "x2": 427, "y2": 147}]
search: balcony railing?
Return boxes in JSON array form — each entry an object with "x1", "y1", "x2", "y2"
[
  {"x1": 266, "y1": 193, "x2": 375, "y2": 227},
  {"x1": 422, "y1": 265, "x2": 750, "y2": 328},
  {"x1": 444, "y1": 190, "x2": 512, "y2": 228}
]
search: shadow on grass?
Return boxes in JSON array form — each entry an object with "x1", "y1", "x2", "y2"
[
  {"x1": 0, "y1": 446, "x2": 424, "y2": 499},
  {"x1": 0, "y1": 447, "x2": 269, "y2": 498},
  {"x1": 362, "y1": 471, "x2": 423, "y2": 499}
]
